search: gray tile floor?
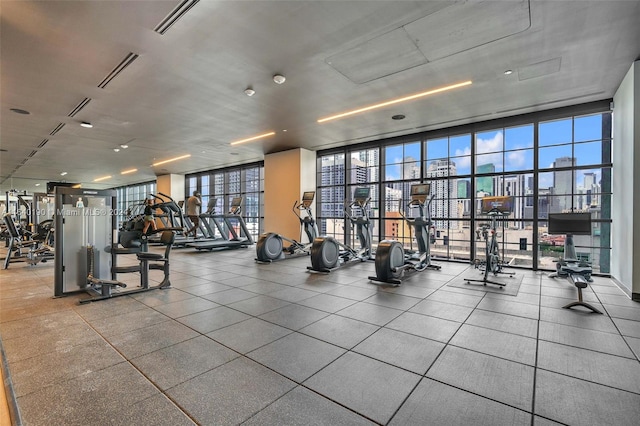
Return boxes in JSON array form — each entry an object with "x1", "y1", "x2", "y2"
[{"x1": 1, "y1": 246, "x2": 639, "y2": 425}]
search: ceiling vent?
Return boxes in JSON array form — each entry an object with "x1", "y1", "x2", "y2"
[
  {"x1": 49, "y1": 123, "x2": 65, "y2": 136},
  {"x1": 28, "y1": 150, "x2": 37, "y2": 158},
  {"x1": 98, "y1": 53, "x2": 139, "y2": 89},
  {"x1": 154, "y1": 0, "x2": 200, "y2": 35},
  {"x1": 37, "y1": 139, "x2": 49, "y2": 148},
  {"x1": 68, "y1": 98, "x2": 91, "y2": 117}
]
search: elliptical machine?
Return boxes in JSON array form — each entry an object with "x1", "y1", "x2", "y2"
[
  {"x1": 256, "y1": 191, "x2": 318, "y2": 262},
  {"x1": 308, "y1": 187, "x2": 373, "y2": 273},
  {"x1": 369, "y1": 183, "x2": 440, "y2": 285}
]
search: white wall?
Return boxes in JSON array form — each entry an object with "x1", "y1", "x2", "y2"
[
  {"x1": 156, "y1": 174, "x2": 185, "y2": 203},
  {"x1": 612, "y1": 60, "x2": 640, "y2": 299}
]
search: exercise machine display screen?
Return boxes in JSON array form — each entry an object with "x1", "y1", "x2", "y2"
[
  {"x1": 480, "y1": 196, "x2": 514, "y2": 214},
  {"x1": 548, "y1": 213, "x2": 592, "y2": 235},
  {"x1": 301, "y1": 191, "x2": 315, "y2": 207},
  {"x1": 353, "y1": 187, "x2": 370, "y2": 201},
  {"x1": 410, "y1": 183, "x2": 431, "y2": 203}
]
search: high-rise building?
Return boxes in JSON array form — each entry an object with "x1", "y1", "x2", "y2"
[
  {"x1": 426, "y1": 159, "x2": 458, "y2": 229},
  {"x1": 476, "y1": 163, "x2": 495, "y2": 195},
  {"x1": 552, "y1": 156, "x2": 575, "y2": 213}
]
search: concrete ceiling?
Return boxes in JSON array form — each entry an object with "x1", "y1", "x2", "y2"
[{"x1": 1, "y1": 0, "x2": 639, "y2": 192}]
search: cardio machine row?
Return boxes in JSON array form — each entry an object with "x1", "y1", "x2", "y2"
[{"x1": 255, "y1": 184, "x2": 443, "y2": 286}]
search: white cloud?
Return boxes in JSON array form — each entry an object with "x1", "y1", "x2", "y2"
[
  {"x1": 506, "y1": 150, "x2": 525, "y2": 168},
  {"x1": 476, "y1": 132, "x2": 503, "y2": 154}
]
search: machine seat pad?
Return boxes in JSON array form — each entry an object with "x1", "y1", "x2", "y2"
[{"x1": 137, "y1": 253, "x2": 164, "y2": 261}]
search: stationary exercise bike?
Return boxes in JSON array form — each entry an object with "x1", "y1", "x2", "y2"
[
  {"x1": 307, "y1": 187, "x2": 373, "y2": 273},
  {"x1": 369, "y1": 183, "x2": 440, "y2": 285},
  {"x1": 256, "y1": 191, "x2": 318, "y2": 262},
  {"x1": 464, "y1": 196, "x2": 515, "y2": 288}
]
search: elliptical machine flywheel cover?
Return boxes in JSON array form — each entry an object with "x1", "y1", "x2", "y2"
[
  {"x1": 374, "y1": 240, "x2": 404, "y2": 282},
  {"x1": 310, "y1": 237, "x2": 340, "y2": 270},
  {"x1": 256, "y1": 232, "x2": 284, "y2": 261}
]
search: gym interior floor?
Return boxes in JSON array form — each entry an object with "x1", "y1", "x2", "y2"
[{"x1": 1, "y1": 244, "x2": 639, "y2": 425}]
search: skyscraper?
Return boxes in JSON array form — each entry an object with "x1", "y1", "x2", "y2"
[
  {"x1": 476, "y1": 163, "x2": 495, "y2": 195},
  {"x1": 426, "y1": 160, "x2": 457, "y2": 229},
  {"x1": 552, "y1": 156, "x2": 575, "y2": 213}
]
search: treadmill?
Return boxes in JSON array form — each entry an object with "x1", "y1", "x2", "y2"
[{"x1": 186, "y1": 196, "x2": 254, "y2": 250}]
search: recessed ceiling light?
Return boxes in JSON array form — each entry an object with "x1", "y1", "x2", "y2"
[
  {"x1": 230, "y1": 131, "x2": 276, "y2": 146},
  {"x1": 80, "y1": 122, "x2": 93, "y2": 128},
  {"x1": 35, "y1": 183, "x2": 41, "y2": 186},
  {"x1": 93, "y1": 175, "x2": 112, "y2": 182},
  {"x1": 60, "y1": 172, "x2": 68, "y2": 176},
  {"x1": 120, "y1": 144, "x2": 129, "y2": 149},
  {"x1": 244, "y1": 88, "x2": 256, "y2": 96},
  {"x1": 504, "y1": 70, "x2": 513, "y2": 75},
  {"x1": 392, "y1": 114, "x2": 406, "y2": 120},
  {"x1": 282, "y1": 129, "x2": 287, "y2": 132},
  {"x1": 273, "y1": 74, "x2": 286, "y2": 84},
  {"x1": 113, "y1": 148, "x2": 120, "y2": 152},
  {"x1": 10, "y1": 108, "x2": 30, "y2": 115},
  {"x1": 317, "y1": 80, "x2": 472, "y2": 123},
  {"x1": 121, "y1": 168, "x2": 137, "y2": 175}
]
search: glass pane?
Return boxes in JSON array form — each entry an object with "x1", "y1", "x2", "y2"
[
  {"x1": 574, "y1": 114, "x2": 602, "y2": 142},
  {"x1": 538, "y1": 144, "x2": 572, "y2": 169},
  {"x1": 476, "y1": 153, "x2": 503, "y2": 173},
  {"x1": 450, "y1": 134, "x2": 471, "y2": 156},
  {"x1": 476, "y1": 129, "x2": 504, "y2": 154},
  {"x1": 427, "y1": 138, "x2": 447, "y2": 160},
  {"x1": 505, "y1": 124, "x2": 533, "y2": 150},
  {"x1": 430, "y1": 220, "x2": 450, "y2": 260},
  {"x1": 539, "y1": 118, "x2": 572, "y2": 146},
  {"x1": 475, "y1": 176, "x2": 496, "y2": 196},
  {"x1": 385, "y1": 145, "x2": 403, "y2": 165},
  {"x1": 574, "y1": 141, "x2": 602, "y2": 166},
  {"x1": 425, "y1": 159, "x2": 454, "y2": 177},
  {"x1": 504, "y1": 149, "x2": 533, "y2": 172},
  {"x1": 450, "y1": 156, "x2": 471, "y2": 175},
  {"x1": 405, "y1": 141, "x2": 421, "y2": 161}
]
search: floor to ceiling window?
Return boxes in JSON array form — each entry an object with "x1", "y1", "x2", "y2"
[
  {"x1": 316, "y1": 101, "x2": 612, "y2": 274},
  {"x1": 185, "y1": 162, "x2": 264, "y2": 241}
]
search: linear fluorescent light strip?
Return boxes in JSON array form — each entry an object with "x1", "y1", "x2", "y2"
[
  {"x1": 317, "y1": 80, "x2": 473, "y2": 123},
  {"x1": 230, "y1": 132, "x2": 275, "y2": 146},
  {"x1": 152, "y1": 154, "x2": 191, "y2": 166},
  {"x1": 93, "y1": 175, "x2": 112, "y2": 182},
  {"x1": 121, "y1": 168, "x2": 137, "y2": 175}
]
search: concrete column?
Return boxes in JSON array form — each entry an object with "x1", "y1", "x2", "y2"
[
  {"x1": 264, "y1": 148, "x2": 316, "y2": 242},
  {"x1": 612, "y1": 60, "x2": 640, "y2": 300}
]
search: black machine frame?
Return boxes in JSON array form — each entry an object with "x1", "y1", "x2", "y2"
[
  {"x1": 464, "y1": 196, "x2": 515, "y2": 288},
  {"x1": 369, "y1": 182, "x2": 441, "y2": 285}
]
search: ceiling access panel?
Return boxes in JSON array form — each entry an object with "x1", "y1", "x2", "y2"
[
  {"x1": 325, "y1": 27, "x2": 428, "y2": 84},
  {"x1": 405, "y1": 0, "x2": 531, "y2": 62}
]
